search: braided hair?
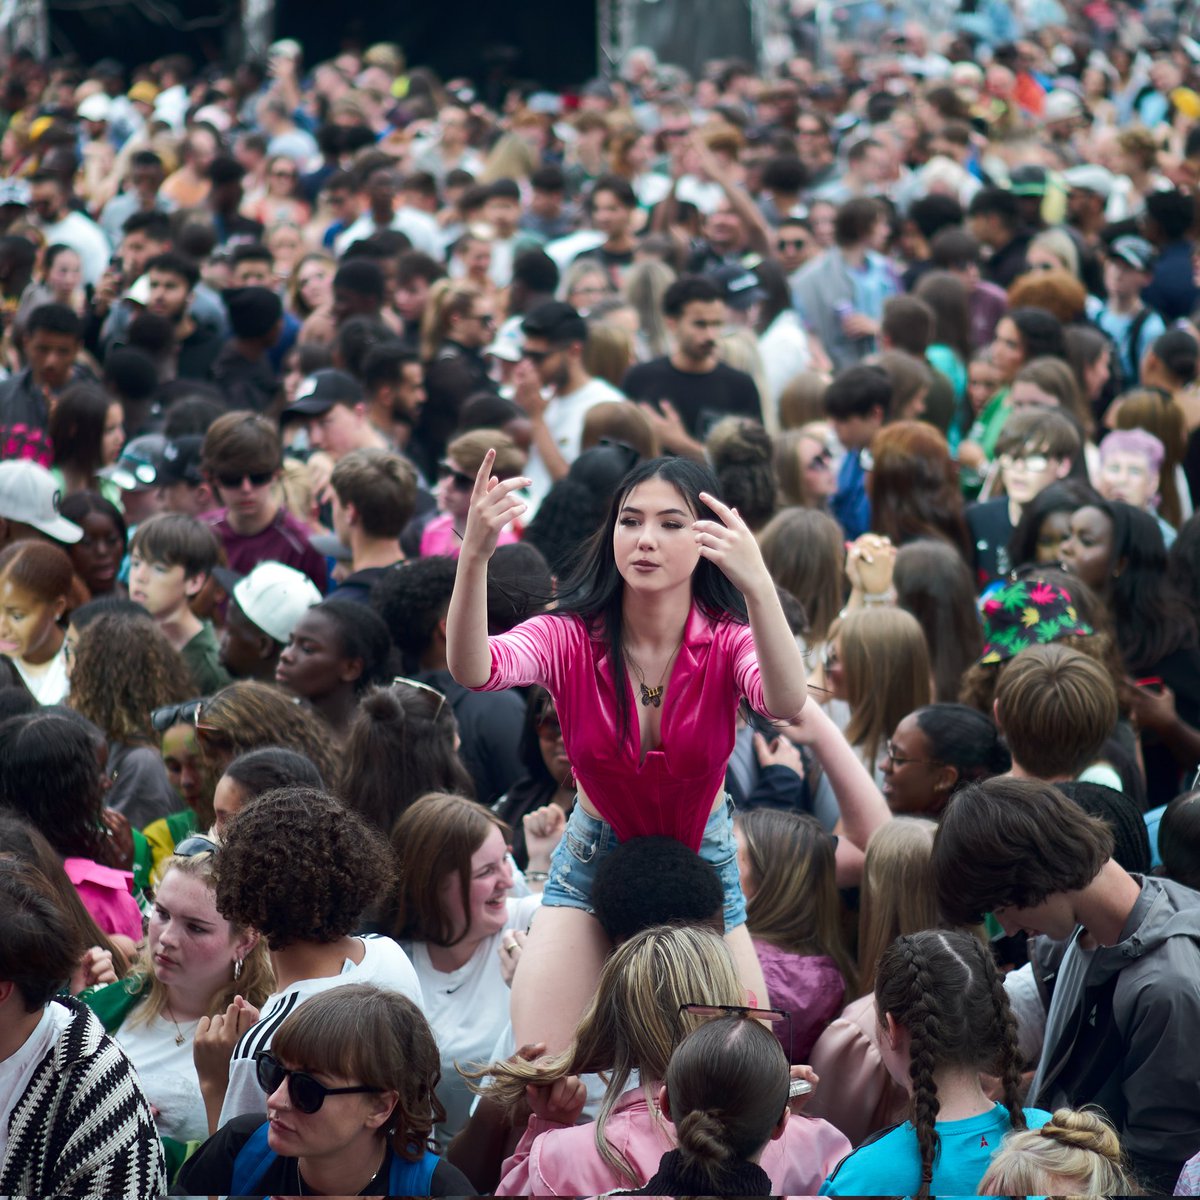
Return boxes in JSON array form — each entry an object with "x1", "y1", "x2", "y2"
[{"x1": 875, "y1": 930, "x2": 1026, "y2": 1199}]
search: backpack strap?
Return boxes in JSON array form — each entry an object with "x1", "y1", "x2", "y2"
[
  {"x1": 1124, "y1": 306, "x2": 1154, "y2": 380},
  {"x1": 229, "y1": 1122, "x2": 276, "y2": 1196},
  {"x1": 388, "y1": 1148, "x2": 440, "y2": 1195}
]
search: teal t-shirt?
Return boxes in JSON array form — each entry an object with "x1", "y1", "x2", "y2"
[{"x1": 821, "y1": 1102, "x2": 1052, "y2": 1197}]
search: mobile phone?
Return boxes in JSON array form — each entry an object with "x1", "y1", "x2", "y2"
[
  {"x1": 1135, "y1": 676, "x2": 1165, "y2": 693},
  {"x1": 109, "y1": 254, "x2": 123, "y2": 275},
  {"x1": 788, "y1": 1078, "x2": 813, "y2": 1098}
]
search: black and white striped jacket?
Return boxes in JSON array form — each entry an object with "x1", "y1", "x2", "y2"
[{"x1": 0, "y1": 995, "x2": 167, "y2": 1198}]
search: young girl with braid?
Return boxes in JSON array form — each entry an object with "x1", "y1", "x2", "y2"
[{"x1": 820, "y1": 929, "x2": 1052, "y2": 1198}]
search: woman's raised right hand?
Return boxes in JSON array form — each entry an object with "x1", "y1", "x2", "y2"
[{"x1": 463, "y1": 449, "x2": 531, "y2": 559}]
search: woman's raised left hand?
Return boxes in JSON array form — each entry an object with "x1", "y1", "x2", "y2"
[{"x1": 694, "y1": 492, "x2": 772, "y2": 597}]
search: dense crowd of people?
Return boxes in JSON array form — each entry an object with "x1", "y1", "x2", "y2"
[{"x1": 2, "y1": 4, "x2": 1200, "y2": 1196}]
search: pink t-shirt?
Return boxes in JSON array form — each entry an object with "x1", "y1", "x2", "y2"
[
  {"x1": 473, "y1": 604, "x2": 776, "y2": 850},
  {"x1": 63, "y1": 857, "x2": 143, "y2": 942},
  {"x1": 419, "y1": 511, "x2": 519, "y2": 559}
]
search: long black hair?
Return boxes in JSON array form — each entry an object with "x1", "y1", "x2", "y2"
[
  {"x1": 1006, "y1": 478, "x2": 1101, "y2": 571},
  {"x1": 1102, "y1": 500, "x2": 1198, "y2": 671},
  {"x1": 553, "y1": 457, "x2": 748, "y2": 730}
]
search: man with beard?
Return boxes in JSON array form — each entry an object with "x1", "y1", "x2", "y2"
[
  {"x1": 361, "y1": 343, "x2": 427, "y2": 460},
  {"x1": 144, "y1": 252, "x2": 223, "y2": 380},
  {"x1": 621, "y1": 275, "x2": 760, "y2": 460},
  {"x1": 512, "y1": 301, "x2": 624, "y2": 509}
]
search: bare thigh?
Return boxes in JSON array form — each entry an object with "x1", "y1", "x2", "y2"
[{"x1": 511, "y1": 904, "x2": 612, "y2": 1056}]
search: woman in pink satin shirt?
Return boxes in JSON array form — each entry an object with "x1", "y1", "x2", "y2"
[{"x1": 446, "y1": 451, "x2": 810, "y2": 1054}]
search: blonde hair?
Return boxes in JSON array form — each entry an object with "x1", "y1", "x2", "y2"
[
  {"x1": 856, "y1": 817, "x2": 940, "y2": 993},
  {"x1": 1029, "y1": 227, "x2": 1081, "y2": 278},
  {"x1": 583, "y1": 321, "x2": 636, "y2": 387},
  {"x1": 445, "y1": 429, "x2": 524, "y2": 478},
  {"x1": 130, "y1": 852, "x2": 273, "y2": 1027},
  {"x1": 718, "y1": 329, "x2": 770, "y2": 428},
  {"x1": 477, "y1": 924, "x2": 742, "y2": 1183},
  {"x1": 479, "y1": 133, "x2": 538, "y2": 183},
  {"x1": 836, "y1": 607, "x2": 933, "y2": 770},
  {"x1": 758, "y1": 506, "x2": 845, "y2": 646},
  {"x1": 978, "y1": 1108, "x2": 1138, "y2": 1196},
  {"x1": 419, "y1": 278, "x2": 481, "y2": 360},
  {"x1": 621, "y1": 259, "x2": 675, "y2": 358}
]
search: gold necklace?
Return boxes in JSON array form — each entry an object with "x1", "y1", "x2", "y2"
[
  {"x1": 164, "y1": 999, "x2": 186, "y2": 1047},
  {"x1": 624, "y1": 635, "x2": 685, "y2": 708}
]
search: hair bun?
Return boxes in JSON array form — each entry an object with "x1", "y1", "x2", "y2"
[
  {"x1": 1040, "y1": 1109, "x2": 1122, "y2": 1161},
  {"x1": 674, "y1": 1108, "x2": 734, "y2": 1167}
]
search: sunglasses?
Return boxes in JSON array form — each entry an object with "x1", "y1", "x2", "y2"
[
  {"x1": 437, "y1": 462, "x2": 474, "y2": 491},
  {"x1": 150, "y1": 697, "x2": 207, "y2": 733},
  {"x1": 392, "y1": 675, "x2": 448, "y2": 721},
  {"x1": 216, "y1": 470, "x2": 275, "y2": 489},
  {"x1": 535, "y1": 712, "x2": 562, "y2": 740},
  {"x1": 520, "y1": 348, "x2": 553, "y2": 364},
  {"x1": 174, "y1": 834, "x2": 219, "y2": 857},
  {"x1": 806, "y1": 448, "x2": 832, "y2": 470},
  {"x1": 255, "y1": 1050, "x2": 383, "y2": 1114},
  {"x1": 679, "y1": 1002, "x2": 793, "y2": 1062}
]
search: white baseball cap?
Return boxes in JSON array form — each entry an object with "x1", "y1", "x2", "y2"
[
  {"x1": 0, "y1": 460, "x2": 83, "y2": 543},
  {"x1": 231, "y1": 561, "x2": 321, "y2": 644}
]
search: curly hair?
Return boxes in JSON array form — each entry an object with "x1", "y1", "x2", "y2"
[
  {"x1": 875, "y1": 929, "x2": 1026, "y2": 1199},
  {"x1": 69, "y1": 611, "x2": 194, "y2": 744},
  {"x1": 215, "y1": 786, "x2": 397, "y2": 950},
  {"x1": 194, "y1": 681, "x2": 341, "y2": 783},
  {"x1": 371, "y1": 557, "x2": 456, "y2": 675}
]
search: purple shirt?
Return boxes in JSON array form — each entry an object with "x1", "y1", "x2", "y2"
[
  {"x1": 752, "y1": 940, "x2": 846, "y2": 1062},
  {"x1": 203, "y1": 506, "x2": 327, "y2": 592}
]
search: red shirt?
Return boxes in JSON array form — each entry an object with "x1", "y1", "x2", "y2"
[{"x1": 203, "y1": 506, "x2": 327, "y2": 592}]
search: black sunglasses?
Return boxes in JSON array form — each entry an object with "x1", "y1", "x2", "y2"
[
  {"x1": 437, "y1": 462, "x2": 474, "y2": 490},
  {"x1": 150, "y1": 697, "x2": 207, "y2": 733},
  {"x1": 520, "y1": 347, "x2": 553, "y2": 364},
  {"x1": 255, "y1": 1050, "x2": 383, "y2": 1114},
  {"x1": 216, "y1": 470, "x2": 274, "y2": 489}
]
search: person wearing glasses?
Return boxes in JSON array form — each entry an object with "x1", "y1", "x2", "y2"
[
  {"x1": 176, "y1": 983, "x2": 474, "y2": 1196},
  {"x1": 513, "y1": 300, "x2": 626, "y2": 511},
  {"x1": 85, "y1": 839, "x2": 271, "y2": 1175},
  {"x1": 201, "y1": 787, "x2": 423, "y2": 1132},
  {"x1": 482, "y1": 924, "x2": 848, "y2": 1196},
  {"x1": 450, "y1": 451, "x2": 877, "y2": 1060},
  {"x1": 199, "y1": 411, "x2": 327, "y2": 592},
  {"x1": 880, "y1": 704, "x2": 1010, "y2": 818},
  {"x1": 420, "y1": 429, "x2": 525, "y2": 558},
  {"x1": 415, "y1": 280, "x2": 499, "y2": 484}
]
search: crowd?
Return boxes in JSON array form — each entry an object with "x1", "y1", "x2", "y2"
[{"x1": 3, "y1": 3, "x2": 1200, "y2": 1196}]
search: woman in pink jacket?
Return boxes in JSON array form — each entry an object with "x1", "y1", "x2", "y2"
[
  {"x1": 481, "y1": 923, "x2": 850, "y2": 1196},
  {"x1": 447, "y1": 452, "x2": 813, "y2": 1053}
]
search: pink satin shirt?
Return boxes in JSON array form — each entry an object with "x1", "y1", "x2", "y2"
[{"x1": 474, "y1": 604, "x2": 777, "y2": 850}]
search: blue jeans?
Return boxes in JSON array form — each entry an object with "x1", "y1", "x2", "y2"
[{"x1": 541, "y1": 797, "x2": 747, "y2": 932}]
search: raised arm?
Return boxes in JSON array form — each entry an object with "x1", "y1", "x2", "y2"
[
  {"x1": 694, "y1": 492, "x2": 807, "y2": 721},
  {"x1": 784, "y1": 700, "x2": 892, "y2": 876},
  {"x1": 446, "y1": 449, "x2": 531, "y2": 689}
]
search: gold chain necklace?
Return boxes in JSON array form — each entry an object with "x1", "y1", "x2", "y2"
[
  {"x1": 624, "y1": 634, "x2": 685, "y2": 708},
  {"x1": 164, "y1": 999, "x2": 186, "y2": 1047}
]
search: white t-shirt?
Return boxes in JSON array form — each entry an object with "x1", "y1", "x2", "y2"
[
  {"x1": 218, "y1": 935, "x2": 423, "y2": 1127},
  {"x1": 525, "y1": 375, "x2": 625, "y2": 512},
  {"x1": 10, "y1": 642, "x2": 69, "y2": 705},
  {"x1": 114, "y1": 1011, "x2": 207, "y2": 1142},
  {"x1": 0, "y1": 1001, "x2": 72, "y2": 1168},
  {"x1": 406, "y1": 894, "x2": 541, "y2": 1144},
  {"x1": 334, "y1": 208, "x2": 445, "y2": 259}
]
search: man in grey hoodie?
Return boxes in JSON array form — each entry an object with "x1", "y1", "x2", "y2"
[{"x1": 933, "y1": 775, "x2": 1200, "y2": 1193}]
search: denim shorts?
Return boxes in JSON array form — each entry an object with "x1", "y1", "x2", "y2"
[{"x1": 541, "y1": 796, "x2": 748, "y2": 932}]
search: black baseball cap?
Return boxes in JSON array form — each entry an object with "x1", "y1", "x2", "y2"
[
  {"x1": 280, "y1": 369, "x2": 364, "y2": 420},
  {"x1": 157, "y1": 435, "x2": 206, "y2": 487}
]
